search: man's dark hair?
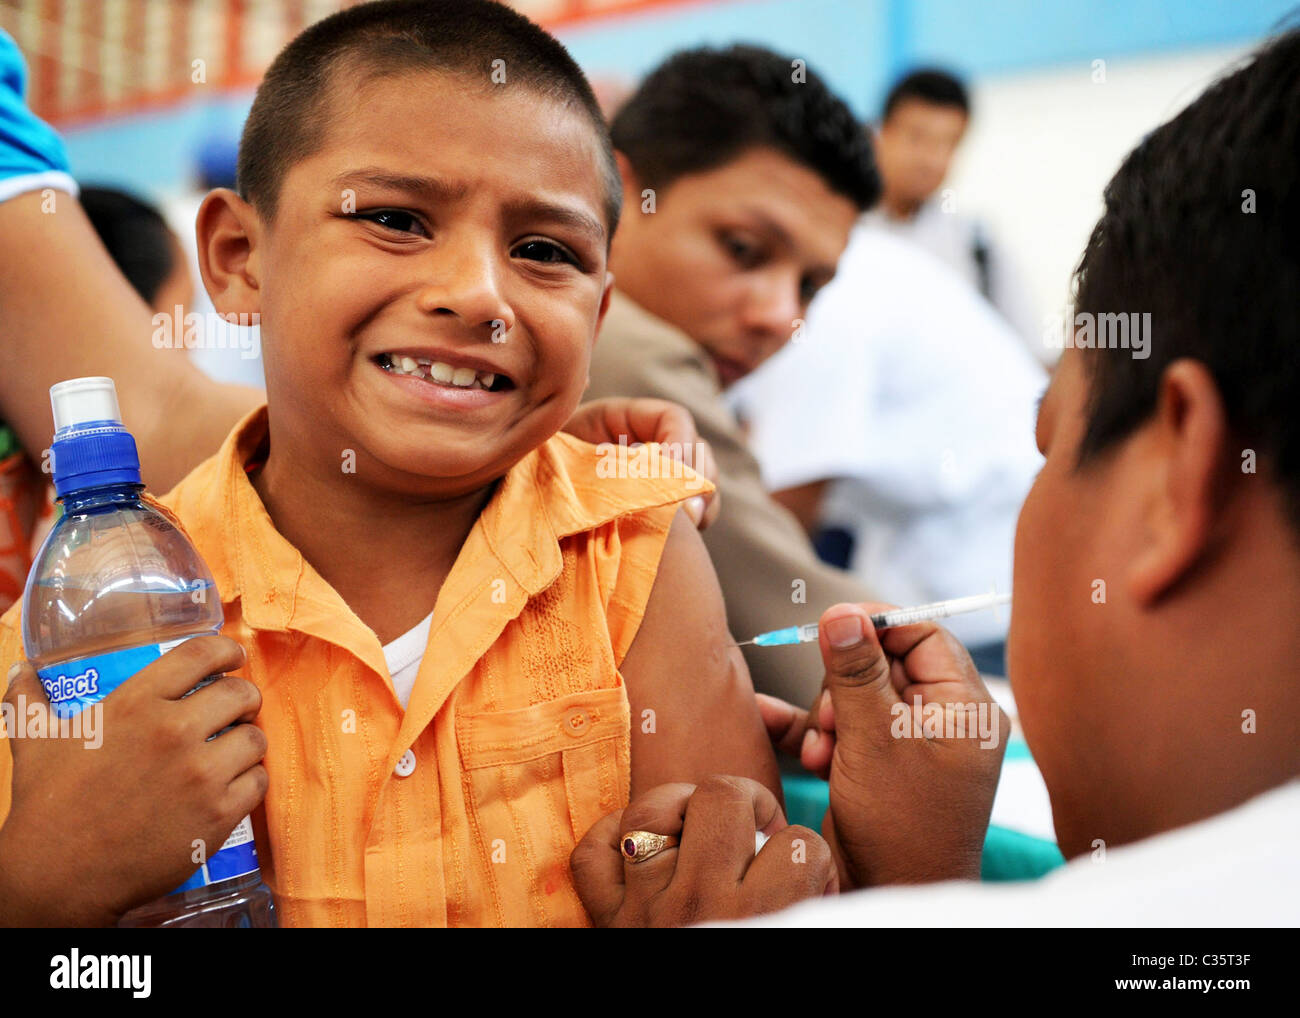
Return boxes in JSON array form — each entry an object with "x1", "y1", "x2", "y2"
[
  {"x1": 881, "y1": 68, "x2": 970, "y2": 121},
  {"x1": 236, "y1": 0, "x2": 621, "y2": 233},
  {"x1": 611, "y1": 44, "x2": 879, "y2": 210},
  {"x1": 1073, "y1": 28, "x2": 1300, "y2": 531},
  {"x1": 79, "y1": 186, "x2": 178, "y2": 306}
]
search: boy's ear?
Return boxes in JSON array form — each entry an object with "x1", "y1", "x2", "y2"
[
  {"x1": 584, "y1": 272, "x2": 615, "y2": 391},
  {"x1": 195, "y1": 188, "x2": 262, "y2": 318},
  {"x1": 592, "y1": 271, "x2": 615, "y2": 348},
  {"x1": 614, "y1": 150, "x2": 641, "y2": 210},
  {"x1": 1125, "y1": 359, "x2": 1230, "y2": 606}
]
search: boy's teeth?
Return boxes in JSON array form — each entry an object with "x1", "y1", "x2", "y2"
[{"x1": 383, "y1": 354, "x2": 500, "y2": 390}]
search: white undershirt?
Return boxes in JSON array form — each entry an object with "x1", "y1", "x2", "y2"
[{"x1": 381, "y1": 611, "x2": 434, "y2": 709}]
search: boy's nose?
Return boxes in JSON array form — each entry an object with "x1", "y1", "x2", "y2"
[{"x1": 414, "y1": 241, "x2": 516, "y2": 337}]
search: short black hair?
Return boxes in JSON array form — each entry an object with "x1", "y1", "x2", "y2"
[
  {"x1": 1074, "y1": 28, "x2": 1300, "y2": 532},
  {"x1": 882, "y1": 68, "x2": 970, "y2": 121},
  {"x1": 79, "y1": 186, "x2": 179, "y2": 306},
  {"x1": 611, "y1": 44, "x2": 879, "y2": 211},
  {"x1": 237, "y1": 0, "x2": 620, "y2": 234}
]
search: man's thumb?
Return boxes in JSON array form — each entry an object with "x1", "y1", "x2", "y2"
[{"x1": 818, "y1": 604, "x2": 897, "y2": 712}]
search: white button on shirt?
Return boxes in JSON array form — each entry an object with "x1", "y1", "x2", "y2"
[
  {"x1": 393, "y1": 750, "x2": 417, "y2": 778},
  {"x1": 383, "y1": 613, "x2": 433, "y2": 778}
]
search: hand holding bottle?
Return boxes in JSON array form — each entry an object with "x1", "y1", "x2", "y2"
[{"x1": 0, "y1": 636, "x2": 266, "y2": 926}]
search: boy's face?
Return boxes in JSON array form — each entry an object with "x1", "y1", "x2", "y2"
[
  {"x1": 610, "y1": 147, "x2": 858, "y2": 387},
  {"x1": 239, "y1": 69, "x2": 612, "y2": 495}
]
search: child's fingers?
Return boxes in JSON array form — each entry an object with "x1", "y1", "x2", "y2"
[
  {"x1": 222, "y1": 762, "x2": 270, "y2": 822},
  {"x1": 182, "y1": 674, "x2": 263, "y2": 736},
  {"x1": 686, "y1": 440, "x2": 719, "y2": 529},
  {"x1": 204, "y1": 719, "x2": 269, "y2": 786},
  {"x1": 132, "y1": 636, "x2": 247, "y2": 701}
]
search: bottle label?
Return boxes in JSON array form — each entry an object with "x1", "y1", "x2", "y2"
[
  {"x1": 37, "y1": 642, "x2": 176, "y2": 719},
  {"x1": 174, "y1": 815, "x2": 261, "y2": 891},
  {"x1": 35, "y1": 638, "x2": 263, "y2": 892}
]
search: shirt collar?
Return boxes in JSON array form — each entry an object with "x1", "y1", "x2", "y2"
[{"x1": 164, "y1": 404, "x2": 713, "y2": 641}]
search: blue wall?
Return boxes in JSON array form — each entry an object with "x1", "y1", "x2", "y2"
[{"x1": 60, "y1": 0, "x2": 1296, "y2": 198}]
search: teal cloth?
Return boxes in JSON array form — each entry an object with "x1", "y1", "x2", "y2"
[{"x1": 781, "y1": 772, "x2": 1065, "y2": 883}]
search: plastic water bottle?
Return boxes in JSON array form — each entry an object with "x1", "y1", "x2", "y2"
[{"x1": 21, "y1": 377, "x2": 276, "y2": 928}]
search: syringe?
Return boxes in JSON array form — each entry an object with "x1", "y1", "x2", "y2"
[{"x1": 732, "y1": 592, "x2": 1012, "y2": 648}]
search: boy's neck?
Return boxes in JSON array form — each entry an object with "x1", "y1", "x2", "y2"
[{"x1": 250, "y1": 444, "x2": 496, "y2": 646}]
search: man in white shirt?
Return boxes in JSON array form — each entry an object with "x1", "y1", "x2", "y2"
[
  {"x1": 570, "y1": 29, "x2": 1300, "y2": 928},
  {"x1": 728, "y1": 223, "x2": 1045, "y2": 663},
  {"x1": 865, "y1": 68, "x2": 1043, "y2": 361}
]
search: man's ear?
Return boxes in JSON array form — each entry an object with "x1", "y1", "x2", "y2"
[
  {"x1": 1126, "y1": 359, "x2": 1231, "y2": 605},
  {"x1": 195, "y1": 188, "x2": 262, "y2": 318}
]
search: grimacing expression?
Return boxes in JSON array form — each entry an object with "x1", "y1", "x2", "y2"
[
  {"x1": 876, "y1": 98, "x2": 967, "y2": 206},
  {"x1": 616, "y1": 147, "x2": 859, "y2": 387},
  {"x1": 247, "y1": 69, "x2": 612, "y2": 496}
]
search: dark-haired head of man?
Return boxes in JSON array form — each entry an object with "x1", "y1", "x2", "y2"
[
  {"x1": 609, "y1": 45, "x2": 878, "y2": 386},
  {"x1": 197, "y1": 0, "x2": 622, "y2": 503},
  {"x1": 80, "y1": 186, "x2": 193, "y2": 314},
  {"x1": 1011, "y1": 29, "x2": 1300, "y2": 861},
  {"x1": 874, "y1": 67, "x2": 969, "y2": 219}
]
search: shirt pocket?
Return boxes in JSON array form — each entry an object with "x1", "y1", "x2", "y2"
[{"x1": 456, "y1": 684, "x2": 630, "y2": 926}]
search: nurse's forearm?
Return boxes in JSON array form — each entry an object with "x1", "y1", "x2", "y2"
[{"x1": 0, "y1": 191, "x2": 262, "y2": 492}]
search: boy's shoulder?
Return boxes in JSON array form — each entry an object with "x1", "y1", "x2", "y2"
[
  {"x1": 526, "y1": 430, "x2": 712, "y2": 539},
  {"x1": 152, "y1": 407, "x2": 258, "y2": 521}
]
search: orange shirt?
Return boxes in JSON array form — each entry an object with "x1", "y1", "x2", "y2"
[{"x1": 0, "y1": 407, "x2": 710, "y2": 926}]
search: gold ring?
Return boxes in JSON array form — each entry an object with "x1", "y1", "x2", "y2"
[{"x1": 620, "y1": 829, "x2": 679, "y2": 864}]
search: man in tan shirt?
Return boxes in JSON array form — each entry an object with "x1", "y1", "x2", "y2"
[{"x1": 584, "y1": 45, "x2": 880, "y2": 705}]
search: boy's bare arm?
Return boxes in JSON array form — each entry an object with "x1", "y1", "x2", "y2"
[{"x1": 622, "y1": 509, "x2": 783, "y2": 803}]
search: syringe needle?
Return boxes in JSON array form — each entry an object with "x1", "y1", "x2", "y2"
[{"x1": 733, "y1": 591, "x2": 1011, "y2": 649}]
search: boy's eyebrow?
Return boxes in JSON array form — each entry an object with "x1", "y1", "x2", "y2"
[
  {"x1": 331, "y1": 167, "x2": 470, "y2": 203},
  {"x1": 329, "y1": 166, "x2": 605, "y2": 246},
  {"x1": 499, "y1": 197, "x2": 606, "y2": 247}
]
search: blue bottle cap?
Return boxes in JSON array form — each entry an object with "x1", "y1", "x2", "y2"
[{"x1": 47, "y1": 377, "x2": 142, "y2": 497}]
